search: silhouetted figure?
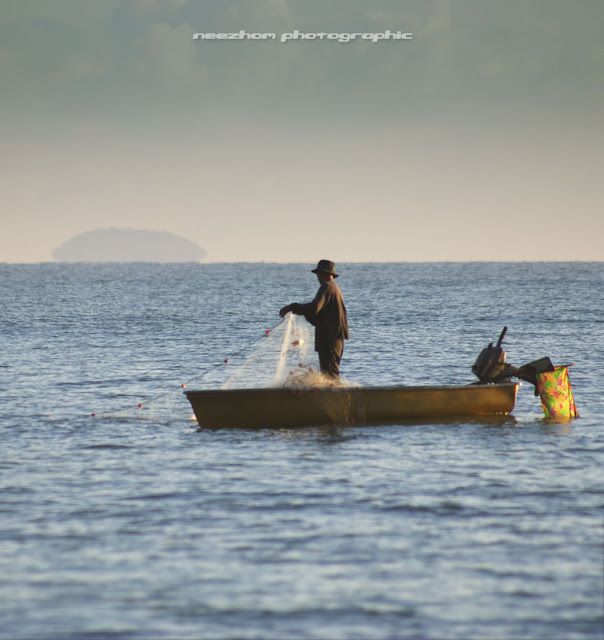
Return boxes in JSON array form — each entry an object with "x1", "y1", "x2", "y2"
[{"x1": 280, "y1": 260, "x2": 349, "y2": 380}]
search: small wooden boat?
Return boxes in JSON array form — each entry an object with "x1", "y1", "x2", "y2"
[{"x1": 185, "y1": 382, "x2": 519, "y2": 429}]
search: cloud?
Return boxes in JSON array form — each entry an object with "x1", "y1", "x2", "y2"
[
  {"x1": 227, "y1": 0, "x2": 291, "y2": 21},
  {"x1": 136, "y1": 21, "x2": 200, "y2": 79},
  {"x1": 134, "y1": 0, "x2": 190, "y2": 12},
  {"x1": 1, "y1": 0, "x2": 602, "y2": 127}
]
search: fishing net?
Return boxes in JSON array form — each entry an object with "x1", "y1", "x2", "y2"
[
  {"x1": 101, "y1": 315, "x2": 331, "y2": 422},
  {"x1": 220, "y1": 314, "x2": 314, "y2": 389}
]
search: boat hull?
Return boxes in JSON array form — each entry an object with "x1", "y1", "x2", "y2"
[{"x1": 185, "y1": 383, "x2": 519, "y2": 429}]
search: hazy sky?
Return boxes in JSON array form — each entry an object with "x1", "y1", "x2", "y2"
[{"x1": 2, "y1": 0, "x2": 602, "y2": 262}]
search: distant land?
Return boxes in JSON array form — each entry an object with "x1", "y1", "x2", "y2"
[{"x1": 52, "y1": 229, "x2": 206, "y2": 262}]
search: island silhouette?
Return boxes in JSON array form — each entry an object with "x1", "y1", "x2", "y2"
[{"x1": 52, "y1": 229, "x2": 206, "y2": 262}]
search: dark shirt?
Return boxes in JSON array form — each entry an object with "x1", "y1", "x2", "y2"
[{"x1": 292, "y1": 281, "x2": 349, "y2": 351}]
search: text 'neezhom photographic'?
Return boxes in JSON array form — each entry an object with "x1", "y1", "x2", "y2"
[{"x1": 193, "y1": 30, "x2": 413, "y2": 43}]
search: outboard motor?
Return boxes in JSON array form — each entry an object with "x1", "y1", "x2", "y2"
[
  {"x1": 472, "y1": 327, "x2": 509, "y2": 383},
  {"x1": 471, "y1": 327, "x2": 578, "y2": 418}
]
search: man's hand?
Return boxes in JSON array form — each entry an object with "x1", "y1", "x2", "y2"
[{"x1": 279, "y1": 304, "x2": 292, "y2": 318}]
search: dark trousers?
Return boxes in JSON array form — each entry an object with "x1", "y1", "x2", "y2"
[{"x1": 317, "y1": 339, "x2": 344, "y2": 379}]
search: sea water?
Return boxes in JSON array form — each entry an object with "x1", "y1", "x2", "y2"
[{"x1": 0, "y1": 262, "x2": 602, "y2": 640}]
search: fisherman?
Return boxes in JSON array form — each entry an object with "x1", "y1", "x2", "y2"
[{"x1": 279, "y1": 260, "x2": 349, "y2": 380}]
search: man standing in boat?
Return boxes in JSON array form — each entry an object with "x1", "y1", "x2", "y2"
[{"x1": 279, "y1": 260, "x2": 349, "y2": 380}]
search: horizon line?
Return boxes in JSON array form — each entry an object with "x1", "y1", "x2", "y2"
[{"x1": 2, "y1": 259, "x2": 603, "y2": 266}]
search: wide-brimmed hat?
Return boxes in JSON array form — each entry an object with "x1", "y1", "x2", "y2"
[{"x1": 311, "y1": 259, "x2": 339, "y2": 278}]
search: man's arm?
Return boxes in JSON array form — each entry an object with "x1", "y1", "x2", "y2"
[
  {"x1": 279, "y1": 304, "x2": 293, "y2": 318},
  {"x1": 279, "y1": 284, "x2": 328, "y2": 321}
]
